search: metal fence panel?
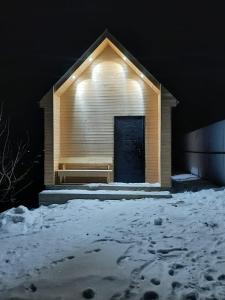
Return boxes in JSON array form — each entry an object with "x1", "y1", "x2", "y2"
[{"x1": 183, "y1": 120, "x2": 225, "y2": 185}]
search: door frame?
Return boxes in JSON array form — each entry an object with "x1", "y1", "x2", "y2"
[{"x1": 113, "y1": 116, "x2": 145, "y2": 182}]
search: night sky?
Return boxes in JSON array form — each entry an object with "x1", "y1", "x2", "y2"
[{"x1": 1, "y1": 1, "x2": 225, "y2": 176}]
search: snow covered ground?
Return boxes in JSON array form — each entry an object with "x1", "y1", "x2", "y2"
[
  {"x1": 171, "y1": 174, "x2": 200, "y2": 182},
  {"x1": 1, "y1": 189, "x2": 225, "y2": 299}
]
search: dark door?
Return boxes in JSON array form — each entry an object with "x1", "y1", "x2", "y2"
[{"x1": 114, "y1": 116, "x2": 145, "y2": 182}]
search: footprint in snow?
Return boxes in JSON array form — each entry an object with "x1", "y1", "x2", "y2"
[
  {"x1": 171, "y1": 281, "x2": 182, "y2": 289},
  {"x1": 206, "y1": 267, "x2": 217, "y2": 273},
  {"x1": 167, "y1": 264, "x2": 185, "y2": 276},
  {"x1": 131, "y1": 219, "x2": 139, "y2": 223},
  {"x1": 52, "y1": 258, "x2": 65, "y2": 264},
  {"x1": 154, "y1": 218, "x2": 163, "y2": 226},
  {"x1": 85, "y1": 248, "x2": 101, "y2": 254},
  {"x1": 117, "y1": 255, "x2": 130, "y2": 265},
  {"x1": 182, "y1": 291, "x2": 198, "y2": 300},
  {"x1": 67, "y1": 255, "x2": 75, "y2": 260},
  {"x1": 150, "y1": 278, "x2": 160, "y2": 285},
  {"x1": 218, "y1": 274, "x2": 225, "y2": 280},
  {"x1": 102, "y1": 276, "x2": 117, "y2": 281},
  {"x1": 163, "y1": 235, "x2": 173, "y2": 239},
  {"x1": 52, "y1": 255, "x2": 75, "y2": 265},
  {"x1": 142, "y1": 290, "x2": 159, "y2": 300},
  {"x1": 25, "y1": 283, "x2": 37, "y2": 293},
  {"x1": 204, "y1": 273, "x2": 214, "y2": 281},
  {"x1": 157, "y1": 248, "x2": 188, "y2": 254},
  {"x1": 186, "y1": 251, "x2": 195, "y2": 257},
  {"x1": 171, "y1": 263, "x2": 185, "y2": 269},
  {"x1": 82, "y1": 288, "x2": 95, "y2": 299},
  {"x1": 110, "y1": 292, "x2": 122, "y2": 299}
]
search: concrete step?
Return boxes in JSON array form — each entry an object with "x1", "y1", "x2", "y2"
[
  {"x1": 45, "y1": 184, "x2": 168, "y2": 192},
  {"x1": 39, "y1": 189, "x2": 172, "y2": 205}
]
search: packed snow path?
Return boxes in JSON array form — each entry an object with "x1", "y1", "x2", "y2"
[{"x1": 0, "y1": 189, "x2": 225, "y2": 299}]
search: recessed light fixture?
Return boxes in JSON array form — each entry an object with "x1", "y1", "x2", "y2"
[
  {"x1": 89, "y1": 56, "x2": 93, "y2": 62},
  {"x1": 140, "y1": 73, "x2": 144, "y2": 78},
  {"x1": 123, "y1": 56, "x2": 127, "y2": 61},
  {"x1": 72, "y1": 75, "x2": 76, "y2": 80}
]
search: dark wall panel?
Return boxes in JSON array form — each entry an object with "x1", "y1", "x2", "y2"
[
  {"x1": 207, "y1": 122, "x2": 224, "y2": 153},
  {"x1": 184, "y1": 120, "x2": 225, "y2": 186},
  {"x1": 207, "y1": 154, "x2": 225, "y2": 185}
]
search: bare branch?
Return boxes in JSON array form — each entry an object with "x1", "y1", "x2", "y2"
[{"x1": 0, "y1": 104, "x2": 36, "y2": 203}]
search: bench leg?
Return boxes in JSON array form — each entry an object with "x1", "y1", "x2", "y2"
[
  {"x1": 59, "y1": 174, "x2": 66, "y2": 184},
  {"x1": 107, "y1": 172, "x2": 110, "y2": 183}
]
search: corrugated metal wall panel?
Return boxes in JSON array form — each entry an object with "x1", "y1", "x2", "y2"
[
  {"x1": 207, "y1": 122, "x2": 224, "y2": 153},
  {"x1": 207, "y1": 154, "x2": 225, "y2": 184},
  {"x1": 184, "y1": 120, "x2": 225, "y2": 185}
]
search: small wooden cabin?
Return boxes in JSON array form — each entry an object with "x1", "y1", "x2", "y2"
[{"x1": 40, "y1": 31, "x2": 178, "y2": 188}]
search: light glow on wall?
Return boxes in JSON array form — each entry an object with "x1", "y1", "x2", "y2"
[
  {"x1": 76, "y1": 80, "x2": 90, "y2": 98},
  {"x1": 128, "y1": 79, "x2": 144, "y2": 110},
  {"x1": 92, "y1": 62, "x2": 126, "y2": 82},
  {"x1": 129, "y1": 79, "x2": 143, "y2": 94}
]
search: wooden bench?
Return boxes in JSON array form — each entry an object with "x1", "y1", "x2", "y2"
[{"x1": 57, "y1": 157, "x2": 113, "y2": 184}]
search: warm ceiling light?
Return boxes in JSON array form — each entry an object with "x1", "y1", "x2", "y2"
[
  {"x1": 72, "y1": 75, "x2": 76, "y2": 79},
  {"x1": 140, "y1": 73, "x2": 144, "y2": 78},
  {"x1": 89, "y1": 56, "x2": 93, "y2": 62},
  {"x1": 123, "y1": 56, "x2": 127, "y2": 61}
]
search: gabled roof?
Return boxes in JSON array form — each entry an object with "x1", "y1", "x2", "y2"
[{"x1": 54, "y1": 30, "x2": 161, "y2": 96}]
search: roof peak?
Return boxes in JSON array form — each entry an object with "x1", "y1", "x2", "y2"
[{"x1": 54, "y1": 30, "x2": 160, "y2": 94}]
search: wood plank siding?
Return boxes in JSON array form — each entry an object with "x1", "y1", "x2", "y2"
[
  {"x1": 40, "y1": 33, "x2": 179, "y2": 187},
  {"x1": 53, "y1": 94, "x2": 60, "y2": 174},
  {"x1": 160, "y1": 86, "x2": 177, "y2": 187},
  {"x1": 59, "y1": 46, "x2": 160, "y2": 183}
]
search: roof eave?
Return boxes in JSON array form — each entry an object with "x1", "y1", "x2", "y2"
[
  {"x1": 54, "y1": 30, "x2": 160, "y2": 93},
  {"x1": 54, "y1": 30, "x2": 109, "y2": 91}
]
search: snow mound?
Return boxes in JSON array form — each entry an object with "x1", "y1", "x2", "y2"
[{"x1": 0, "y1": 205, "x2": 43, "y2": 234}]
